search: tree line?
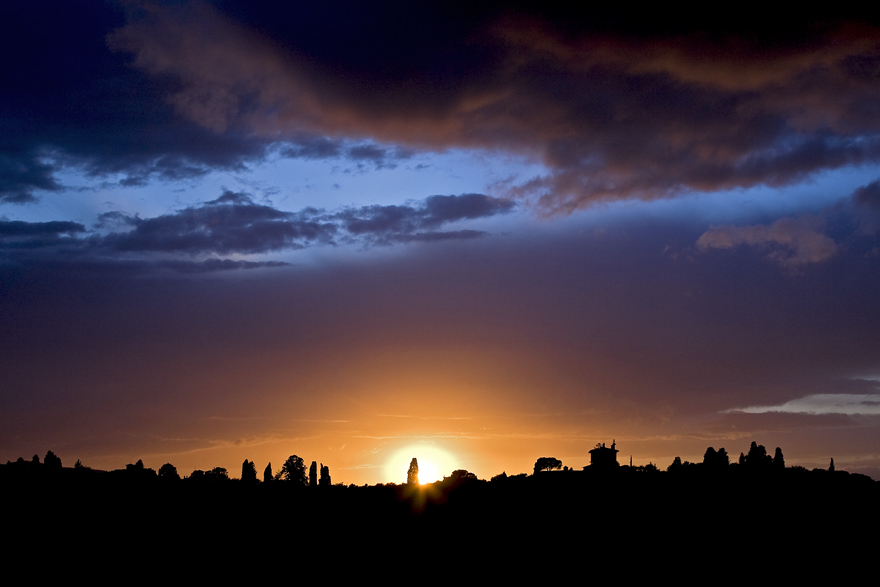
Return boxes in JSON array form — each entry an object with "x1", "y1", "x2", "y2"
[{"x1": 0, "y1": 440, "x2": 869, "y2": 488}]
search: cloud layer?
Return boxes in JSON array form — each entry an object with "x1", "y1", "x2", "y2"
[
  {"x1": 5, "y1": 3, "x2": 880, "y2": 211},
  {"x1": 111, "y1": 3, "x2": 880, "y2": 212},
  {"x1": 0, "y1": 191, "x2": 514, "y2": 270}
]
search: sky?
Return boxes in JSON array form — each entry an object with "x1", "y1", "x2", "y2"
[{"x1": 3, "y1": 2, "x2": 880, "y2": 483}]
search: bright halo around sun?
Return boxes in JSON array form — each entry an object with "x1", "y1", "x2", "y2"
[{"x1": 386, "y1": 444, "x2": 458, "y2": 484}]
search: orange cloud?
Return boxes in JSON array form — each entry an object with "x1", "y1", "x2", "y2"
[{"x1": 697, "y1": 216, "x2": 838, "y2": 267}]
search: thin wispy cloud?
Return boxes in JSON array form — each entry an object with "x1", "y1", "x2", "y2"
[{"x1": 730, "y1": 394, "x2": 880, "y2": 416}]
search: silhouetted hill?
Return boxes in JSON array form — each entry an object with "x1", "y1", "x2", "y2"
[{"x1": 4, "y1": 447, "x2": 878, "y2": 578}]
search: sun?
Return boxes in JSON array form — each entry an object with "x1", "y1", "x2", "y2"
[{"x1": 386, "y1": 443, "x2": 458, "y2": 484}]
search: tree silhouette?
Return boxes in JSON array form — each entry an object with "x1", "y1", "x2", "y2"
[
  {"x1": 744, "y1": 441, "x2": 773, "y2": 470},
  {"x1": 126, "y1": 459, "x2": 145, "y2": 471},
  {"x1": 407, "y1": 458, "x2": 419, "y2": 485},
  {"x1": 703, "y1": 447, "x2": 730, "y2": 469},
  {"x1": 277, "y1": 455, "x2": 307, "y2": 485},
  {"x1": 241, "y1": 459, "x2": 257, "y2": 483},
  {"x1": 448, "y1": 469, "x2": 477, "y2": 480},
  {"x1": 309, "y1": 461, "x2": 318, "y2": 487},
  {"x1": 533, "y1": 457, "x2": 562, "y2": 475},
  {"x1": 158, "y1": 463, "x2": 180, "y2": 480},
  {"x1": 703, "y1": 447, "x2": 717, "y2": 464},
  {"x1": 44, "y1": 450, "x2": 62, "y2": 470},
  {"x1": 206, "y1": 467, "x2": 229, "y2": 482},
  {"x1": 264, "y1": 462, "x2": 273, "y2": 483},
  {"x1": 124, "y1": 459, "x2": 157, "y2": 479},
  {"x1": 773, "y1": 447, "x2": 785, "y2": 470},
  {"x1": 320, "y1": 463, "x2": 331, "y2": 486}
]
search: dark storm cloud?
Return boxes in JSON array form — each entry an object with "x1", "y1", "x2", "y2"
[
  {"x1": 0, "y1": 192, "x2": 513, "y2": 268},
  {"x1": 103, "y1": 2, "x2": 880, "y2": 213},
  {"x1": 0, "y1": 2, "x2": 271, "y2": 203},
  {"x1": 0, "y1": 156, "x2": 61, "y2": 203},
  {"x1": 6, "y1": 3, "x2": 880, "y2": 209}
]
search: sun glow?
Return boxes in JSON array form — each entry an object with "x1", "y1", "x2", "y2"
[{"x1": 386, "y1": 443, "x2": 458, "y2": 484}]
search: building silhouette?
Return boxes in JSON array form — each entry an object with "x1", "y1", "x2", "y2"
[{"x1": 588, "y1": 441, "x2": 619, "y2": 468}]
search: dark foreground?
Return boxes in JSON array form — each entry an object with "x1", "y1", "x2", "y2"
[{"x1": 4, "y1": 463, "x2": 877, "y2": 579}]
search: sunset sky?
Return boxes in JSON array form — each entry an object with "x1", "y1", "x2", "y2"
[{"x1": 3, "y1": 2, "x2": 880, "y2": 483}]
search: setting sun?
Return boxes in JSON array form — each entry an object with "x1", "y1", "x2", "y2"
[{"x1": 386, "y1": 444, "x2": 458, "y2": 484}]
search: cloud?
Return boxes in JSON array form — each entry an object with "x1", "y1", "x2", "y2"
[
  {"x1": 390, "y1": 230, "x2": 487, "y2": 243},
  {"x1": 104, "y1": 3, "x2": 880, "y2": 214},
  {"x1": 280, "y1": 137, "x2": 343, "y2": 160},
  {"x1": 279, "y1": 136, "x2": 413, "y2": 170},
  {"x1": 156, "y1": 258, "x2": 291, "y2": 273},
  {"x1": 99, "y1": 191, "x2": 512, "y2": 254},
  {"x1": 695, "y1": 177, "x2": 880, "y2": 267},
  {"x1": 697, "y1": 217, "x2": 839, "y2": 267},
  {"x1": 0, "y1": 191, "x2": 513, "y2": 269},
  {"x1": 333, "y1": 194, "x2": 515, "y2": 243},
  {"x1": 347, "y1": 144, "x2": 401, "y2": 170},
  {"x1": 854, "y1": 179, "x2": 880, "y2": 208},
  {"x1": 5, "y1": 3, "x2": 880, "y2": 211},
  {"x1": 0, "y1": 219, "x2": 87, "y2": 250},
  {"x1": 0, "y1": 220, "x2": 86, "y2": 238},
  {"x1": 0, "y1": 155, "x2": 61, "y2": 203},
  {"x1": 731, "y1": 394, "x2": 880, "y2": 415},
  {"x1": 0, "y1": 3, "x2": 271, "y2": 203},
  {"x1": 99, "y1": 192, "x2": 337, "y2": 255}
]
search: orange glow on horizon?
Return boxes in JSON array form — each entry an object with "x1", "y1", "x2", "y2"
[{"x1": 386, "y1": 443, "x2": 458, "y2": 484}]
